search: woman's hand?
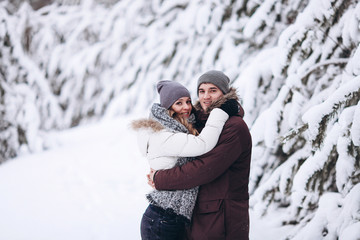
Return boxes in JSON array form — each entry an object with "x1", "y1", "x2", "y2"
[
  {"x1": 147, "y1": 168, "x2": 156, "y2": 189},
  {"x1": 219, "y1": 99, "x2": 239, "y2": 116}
]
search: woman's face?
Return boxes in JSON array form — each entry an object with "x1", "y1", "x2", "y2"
[{"x1": 170, "y1": 97, "x2": 192, "y2": 119}]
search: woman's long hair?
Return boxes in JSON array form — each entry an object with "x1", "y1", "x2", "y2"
[{"x1": 168, "y1": 108, "x2": 199, "y2": 136}]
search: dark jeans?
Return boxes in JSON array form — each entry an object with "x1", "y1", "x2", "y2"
[{"x1": 140, "y1": 204, "x2": 186, "y2": 240}]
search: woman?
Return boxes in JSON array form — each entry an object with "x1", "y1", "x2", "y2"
[{"x1": 132, "y1": 80, "x2": 238, "y2": 240}]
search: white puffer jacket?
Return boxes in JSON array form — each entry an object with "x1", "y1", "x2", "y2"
[{"x1": 133, "y1": 108, "x2": 228, "y2": 170}]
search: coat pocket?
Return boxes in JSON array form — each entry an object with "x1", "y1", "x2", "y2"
[
  {"x1": 192, "y1": 199, "x2": 225, "y2": 239},
  {"x1": 197, "y1": 199, "x2": 223, "y2": 214}
]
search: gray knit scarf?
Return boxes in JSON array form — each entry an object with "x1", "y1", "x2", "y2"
[{"x1": 146, "y1": 103, "x2": 199, "y2": 221}]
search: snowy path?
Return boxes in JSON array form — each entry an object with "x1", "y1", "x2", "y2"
[{"x1": 0, "y1": 116, "x2": 289, "y2": 239}]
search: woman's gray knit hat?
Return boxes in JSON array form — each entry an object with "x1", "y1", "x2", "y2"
[
  {"x1": 197, "y1": 70, "x2": 230, "y2": 94},
  {"x1": 157, "y1": 80, "x2": 191, "y2": 109}
]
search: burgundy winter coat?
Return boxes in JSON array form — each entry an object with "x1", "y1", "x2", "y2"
[{"x1": 154, "y1": 92, "x2": 252, "y2": 240}]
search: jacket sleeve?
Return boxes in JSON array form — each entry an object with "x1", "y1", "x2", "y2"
[
  {"x1": 154, "y1": 118, "x2": 248, "y2": 190},
  {"x1": 147, "y1": 108, "x2": 228, "y2": 158}
]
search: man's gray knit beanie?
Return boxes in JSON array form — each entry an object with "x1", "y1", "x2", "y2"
[
  {"x1": 157, "y1": 80, "x2": 191, "y2": 109},
  {"x1": 197, "y1": 70, "x2": 230, "y2": 95}
]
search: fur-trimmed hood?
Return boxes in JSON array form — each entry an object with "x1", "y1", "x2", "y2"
[
  {"x1": 131, "y1": 118, "x2": 164, "y2": 132},
  {"x1": 194, "y1": 87, "x2": 244, "y2": 117}
]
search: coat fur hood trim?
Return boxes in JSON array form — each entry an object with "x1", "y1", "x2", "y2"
[
  {"x1": 194, "y1": 87, "x2": 239, "y2": 113},
  {"x1": 131, "y1": 118, "x2": 165, "y2": 132}
]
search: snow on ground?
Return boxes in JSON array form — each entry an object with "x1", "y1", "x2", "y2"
[{"x1": 0, "y1": 115, "x2": 290, "y2": 240}]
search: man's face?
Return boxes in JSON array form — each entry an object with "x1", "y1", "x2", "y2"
[{"x1": 198, "y1": 83, "x2": 224, "y2": 111}]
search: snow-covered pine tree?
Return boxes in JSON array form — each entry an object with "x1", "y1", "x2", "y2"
[
  {"x1": 0, "y1": 0, "x2": 359, "y2": 238},
  {"x1": 0, "y1": 2, "x2": 63, "y2": 162},
  {"x1": 242, "y1": 0, "x2": 360, "y2": 238}
]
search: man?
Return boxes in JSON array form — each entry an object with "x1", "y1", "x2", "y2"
[{"x1": 150, "y1": 70, "x2": 252, "y2": 240}]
